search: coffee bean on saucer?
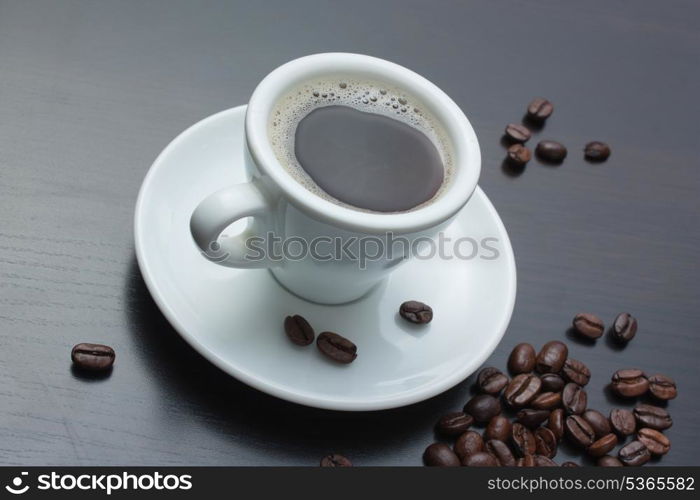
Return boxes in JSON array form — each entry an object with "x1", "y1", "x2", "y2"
[
  {"x1": 610, "y1": 369, "x2": 648, "y2": 397},
  {"x1": 562, "y1": 383, "x2": 587, "y2": 415},
  {"x1": 485, "y1": 440, "x2": 516, "y2": 466},
  {"x1": 476, "y1": 366, "x2": 509, "y2": 395},
  {"x1": 584, "y1": 141, "x2": 611, "y2": 162},
  {"x1": 535, "y1": 427, "x2": 558, "y2": 458},
  {"x1": 464, "y1": 394, "x2": 502, "y2": 423},
  {"x1": 561, "y1": 461, "x2": 579, "y2": 467},
  {"x1": 399, "y1": 300, "x2": 433, "y2": 324},
  {"x1": 516, "y1": 408, "x2": 550, "y2": 429},
  {"x1": 505, "y1": 123, "x2": 531, "y2": 143},
  {"x1": 320, "y1": 454, "x2": 352, "y2": 467},
  {"x1": 463, "y1": 451, "x2": 499, "y2": 467},
  {"x1": 535, "y1": 140, "x2": 567, "y2": 162},
  {"x1": 610, "y1": 408, "x2": 636, "y2": 436},
  {"x1": 610, "y1": 312, "x2": 637, "y2": 343},
  {"x1": 565, "y1": 415, "x2": 595, "y2": 448},
  {"x1": 531, "y1": 392, "x2": 562, "y2": 411},
  {"x1": 316, "y1": 332, "x2": 357, "y2": 364},
  {"x1": 511, "y1": 422, "x2": 537, "y2": 457},
  {"x1": 587, "y1": 433, "x2": 618, "y2": 457},
  {"x1": 597, "y1": 455, "x2": 624, "y2": 467},
  {"x1": 633, "y1": 404, "x2": 672, "y2": 430},
  {"x1": 436, "y1": 412, "x2": 474, "y2": 436},
  {"x1": 540, "y1": 373, "x2": 565, "y2": 393},
  {"x1": 71, "y1": 343, "x2": 115, "y2": 371},
  {"x1": 284, "y1": 314, "x2": 315, "y2": 346},
  {"x1": 454, "y1": 430, "x2": 484, "y2": 460},
  {"x1": 506, "y1": 144, "x2": 531, "y2": 166},
  {"x1": 548, "y1": 408, "x2": 565, "y2": 440},
  {"x1": 561, "y1": 358, "x2": 591, "y2": 386},
  {"x1": 504, "y1": 373, "x2": 542, "y2": 408},
  {"x1": 618, "y1": 440, "x2": 651, "y2": 466},
  {"x1": 485, "y1": 415, "x2": 512, "y2": 442},
  {"x1": 647, "y1": 373, "x2": 677, "y2": 401},
  {"x1": 637, "y1": 428, "x2": 671, "y2": 456},
  {"x1": 423, "y1": 443, "x2": 460, "y2": 467},
  {"x1": 526, "y1": 97, "x2": 554, "y2": 122},
  {"x1": 572, "y1": 313, "x2": 604, "y2": 339},
  {"x1": 582, "y1": 409, "x2": 611, "y2": 438},
  {"x1": 508, "y1": 343, "x2": 536, "y2": 374},
  {"x1": 535, "y1": 341, "x2": 568, "y2": 373}
]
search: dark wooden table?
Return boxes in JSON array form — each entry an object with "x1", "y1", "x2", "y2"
[{"x1": 1, "y1": 0, "x2": 698, "y2": 466}]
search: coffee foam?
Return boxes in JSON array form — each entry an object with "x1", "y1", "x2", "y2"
[{"x1": 267, "y1": 76, "x2": 455, "y2": 213}]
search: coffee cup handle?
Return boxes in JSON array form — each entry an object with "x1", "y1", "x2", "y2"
[{"x1": 190, "y1": 179, "x2": 274, "y2": 268}]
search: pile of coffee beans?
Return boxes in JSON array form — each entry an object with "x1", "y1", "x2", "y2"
[
  {"x1": 422, "y1": 315, "x2": 677, "y2": 467},
  {"x1": 502, "y1": 97, "x2": 611, "y2": 168}
]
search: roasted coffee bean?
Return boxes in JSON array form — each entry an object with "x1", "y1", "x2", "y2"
[
  {"x1": 486, "y1": 415, "x2": 512, "y2": 442},
  {"x1": 587, "y1": 433, "x2": 618, "y2": 457},
  {"x1": 548, "y1": 409, "x2": 565, "y2": 440},
  {"x1": 582, "y1": 409, "x2": 611, "y2": 438},
  {"x1": 516, "y1": 409, "x2": 550, "y2": 429},
  {"x1": 511, "y1": 422, "x2": 537, "y2": 457},
  {"x1": 517, "y1": 455, "x2": 536, "y2": 467},
  {"x1": 71, "y1": 343, "x2": 115, "y2": 371},
  {"x1": 562, "y1": 383, "x2": 587, "y2": 415},
  {"x1": 565, "y1": 415, "x2": 595, "y2": 448},
  {"x1": 485, "y1": 440, "x2": 516, "y2": 466},
  {"x1": 423, "y1": 443, "x2": 460, "y2": 467},
  {"x1": 436, "y1": 412, "x2": 474, "y2": 436},
  {"x1": 320, "y1": 454, "x2": 352, "y2": 467},
  {"x1": 531, "y1": 392, "x2": 562, "y2": 410},
  {"x1": 584, "y1": 141, "x2": 611, "y2": 162},
  {"x1": 535, "y1": 341, "x2": 568, "y2": 373},
  {"x1": 633, "y1": 404, "x2": 672, "y2": 430},
  {"x1": 647, "y1": 374, "x2": 677, "y2": 401},
  {"x1": 284, "y1": 315, "x2": 315, "y2": 346},
  {"x1": 540, "y1": 373, "x2": 565, "y2": 393},
  {"x1": 505, "y1": 123, "x2": 531, "y2": 143},
  {"x1": 504, "y1": 374, "x2": 542, "y2": 408},
  {"x1": 610, "y1": 369, "x2": 648, "y2": 398},
  {"x1": 399, "y1": 300, "x2": 433, "y2": 324},
  {"x1": 506, "y1": 144, "x2": 531, "y2": 166},
  {"x1": 572, "y1": 313, "x2": 605, "y2": 339},
  {"x1": 316, "y1": 332, "x2": 357, "y2": 364},
  {"x1": 637, "y1": 428, "x2": 671, "y2": 456},
  {"x1": 526, "y1": 97, "x2": 554, "y2": 121},
  {"x1": 464, "y1": 394, "x2": 502, "y2": 424},
  {"x1": 597, "y1": 455, "x2": 624, "y2": 467},
  {"x1": 561, "y1": 461, "x2": 579, "y2": 467},
  {"x1": 476, "y1": 366, "x2": 509, "y2": 395},
  {"x1": 535, "y1": 140, "x2": 567, "y2": 162},
  {"x1": 535, "y1": 427, "x2": 558, "y2": 458},
  {"x1": 534, "y1": 455, "x2": 557, "y2": 467},
  {"x1": 462, "y1": 451, "x2": 499, "y2": 467},
  {"x1": 454, "y1": 431, "x2": 484, "y2": 460},
  {"x1": 610, "y1": 408, "x2": 636, "y2": 436},
  {"x1": 561, "y1": 358, "x2": 591, "y2": 386},
  {"x1": 508, "y1": 343, "x2": 536, "y2": 374},
  {"x1": 618, "y1": 440, "x2": 651, "y2": 466},
  {"x1": 610, "y1": 312, "x2": 637, "y2": 343}
]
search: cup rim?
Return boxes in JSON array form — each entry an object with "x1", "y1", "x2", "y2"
[{"x1": 245, "y1": 53, "x2": 481, "y2": 234}]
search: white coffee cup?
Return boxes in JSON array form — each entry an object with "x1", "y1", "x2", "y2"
[{"x1": 190, "y1": 53, "x2": 481, "y2": 304}]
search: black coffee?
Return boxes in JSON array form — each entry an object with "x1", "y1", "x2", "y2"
[{"x1": 269, "y1": 78, "x2": 452, "y2": 212}]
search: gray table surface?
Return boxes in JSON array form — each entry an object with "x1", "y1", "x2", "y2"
[{"x1": 0, "y1": 0, "x2": 698, "y2": 466}]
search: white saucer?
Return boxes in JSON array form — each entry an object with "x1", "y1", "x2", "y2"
[{"x1": 134, "y1": 106, "x2": 516, "y2": 411}]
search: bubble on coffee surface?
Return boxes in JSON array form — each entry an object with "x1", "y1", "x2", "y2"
[{"x1": 268, "y1": 77, "x2": 454, "y2": 213}]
